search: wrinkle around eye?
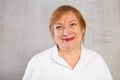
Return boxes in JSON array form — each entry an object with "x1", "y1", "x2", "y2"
[
  {"x1": 56, "y1": 26, "x2": 61, "y2": 29},
  {"x1": 54, "y1": 25, "x2": 64, "y2": 30},
  {"x1": 70, "y1": 23, "x2": 77, "y2": 27}
]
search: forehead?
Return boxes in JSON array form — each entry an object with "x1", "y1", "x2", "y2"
[{"x1": 55, "y1": 11, "x2": 78, "y2": 23}]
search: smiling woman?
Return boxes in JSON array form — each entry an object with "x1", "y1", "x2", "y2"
[
  {"x1": 22, "y1": 5, "x2": 113, "y2": 80},
  {"x1": 53, "y1": 11, "x2": 84, "y2": 51}
]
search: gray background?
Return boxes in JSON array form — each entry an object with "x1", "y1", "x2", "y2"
[{"x1": 0, "y1": 0, "x2": 120, "y2": 80}]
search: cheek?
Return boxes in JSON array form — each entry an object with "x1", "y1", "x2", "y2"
[
  {"x1": 54, "y1": 30, "x2": 58, "y2": 38},
  {"x1": 75, "y1": 28, "x2": 82, "y2": 34},
  {"x1": 75, "y1": 28, "x2": 84, "y2": 38},
  {"x1": 53, "y1": 30, "x2": 61, "y2": 40},
  {"x1": 77, "y1": 27, "x2": 84, "y2": 34}
]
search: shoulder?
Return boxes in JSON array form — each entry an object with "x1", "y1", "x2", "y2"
[
  {"x1": 28, "y1": 46, "x2": 55, "y2": 65},
  {"x1": 82, "y1": 47, "x2": 105, "y2": 63},
  {"x1": 82, "y1": 47, "x2": 109, "y2": 70},
  {"x1": 82, "y1": 47, "x2": 113, "y2": 80},
  {"x1": 83, "y1": 47, "x2": 101, "y2": 57}
]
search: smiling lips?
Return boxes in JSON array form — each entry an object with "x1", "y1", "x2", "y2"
[{"x1": 63, "y1": 37, "x2": 75, "y2": 42}]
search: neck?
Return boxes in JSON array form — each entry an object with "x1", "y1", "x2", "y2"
[
  {"x1": 58, "y1": 45, "x2": 81, "y2": 69},
  {"x1": 59, "y1": 46, "x2": 81, "y2": 56}
]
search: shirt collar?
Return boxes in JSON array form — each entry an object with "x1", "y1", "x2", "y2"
[
  {"x1": 51, "y1": 45, "x2": 70, "y2": 68},
  {"x1": 51, "y1": 45, "x2": 88, "y2": 70},
  {"x1": 74, "y1": 45, "x2": 88, "y2": 71}
]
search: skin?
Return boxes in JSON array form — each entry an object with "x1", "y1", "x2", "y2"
[{"x1": 52, "y1": 11, "x2": 85, "y2": 68}]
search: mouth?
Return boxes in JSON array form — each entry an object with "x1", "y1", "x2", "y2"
[{"x1": 63, "y1": 37, "x2": 75, "y2": 42}]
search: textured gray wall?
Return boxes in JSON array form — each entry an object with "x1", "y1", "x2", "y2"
[{"x1": 0, "y1": 0, "x2": 120, "y2": 80}]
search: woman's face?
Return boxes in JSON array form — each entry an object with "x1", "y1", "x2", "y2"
[{"x1": 53, "y1": 11, "x2": 84, "y2": 50}]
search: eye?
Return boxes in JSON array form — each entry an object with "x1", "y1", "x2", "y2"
[
  {"x1": 54, "y1": 24, "x2": 63, "y2": 30},
  {"x1": 55, "y1": 25, "x2": 62, "y2": 29},
  {"x1": 70, "y1": 23, "x2": 76, "y2": 27}
]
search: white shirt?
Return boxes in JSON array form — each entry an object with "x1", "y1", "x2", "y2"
[{"x1": 23, "y1": 45, "x2": 113, "y2": 80}]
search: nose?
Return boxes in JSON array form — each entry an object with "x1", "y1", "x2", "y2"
[{"x1": 63, "y1": 27, "x2": 70, "y2": 36}]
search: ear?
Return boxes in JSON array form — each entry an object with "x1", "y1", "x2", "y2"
[{"x1": 82, "y1": 29, "x2": 85, "y2": 34}]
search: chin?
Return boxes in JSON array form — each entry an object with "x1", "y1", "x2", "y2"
[{"x1": 63, "y1": 45, "x2": 76, "y2": 49}]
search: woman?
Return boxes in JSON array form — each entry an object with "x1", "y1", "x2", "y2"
[{"x1": 23, "y1": 5, "x2": 113, "y2": 80}]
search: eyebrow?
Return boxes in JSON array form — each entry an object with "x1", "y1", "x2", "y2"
[
  {"x1": 54, "y1": 19, "x2": 76, "y2": 25},
  {"x1": 54, "y1": 23, "x2": 62, "y2": 25},
  {"x1": 69, "y1": 20, "x2": 76, "y2": 23}
]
